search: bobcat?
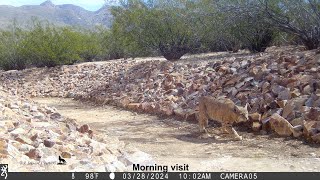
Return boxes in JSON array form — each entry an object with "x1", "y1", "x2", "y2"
[{"x1": 198, "y1": 96, "x2": 249, "y2": 140}]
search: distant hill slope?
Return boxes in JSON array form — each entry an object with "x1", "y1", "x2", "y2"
[{"x1": 0, "y1": 0, "x2": 113, "y2": 29}]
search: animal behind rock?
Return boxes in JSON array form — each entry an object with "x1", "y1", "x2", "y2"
[{"x1": 198, "y1": 96, "x2": 249, "y2": 140}]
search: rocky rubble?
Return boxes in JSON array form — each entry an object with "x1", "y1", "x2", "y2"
[
  {"x1": 0, "y1": 87, "x2": 154, "y2": 172},
  {"x1": 0, "y1": 46, "x2": 320, "y2": 143}
]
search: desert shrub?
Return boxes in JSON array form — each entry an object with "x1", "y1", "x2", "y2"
[
  {"x1": 77, "y1": 29, "x2": 102, "y2": 62},
  {"x1": 262, "y1": 0, "x2": 320, "y2": 50},
  {"x1": 0, "y1": 22, "x2": 27, "y2": 70},
  {"x1": 2, "y1": 0, "x2": 319, "y2": 70},
  {"x1": 20, "y1": 20, "x2": 84, "y2": 67},
  {"x1": 210, "y1": 0, "x2": 278, "y2": 53},
  {"x1": 98, "y1": 26, "x2": 126, "y2": 60},
  {"x1": 111, "y1": 0, "x2": 201, "y2": 61},
  {"x1": 0, "y1": 19, "x2": 116, "y2": 70}
]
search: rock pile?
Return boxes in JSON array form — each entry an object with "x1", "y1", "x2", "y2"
[
  {"x1": 0, "y1": 46, "x2": 319, "y2": 143},
  {"x1": 0, "y1": 87, "x2": 154, "y2": 171}
]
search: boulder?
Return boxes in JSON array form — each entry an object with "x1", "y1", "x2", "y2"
[
  {"x1": 43, "y1": 139, "x2": 55, "y2": 148},
  {"x1": 10, "y1": 128, "x2": 27, "y2": 137},
  {"x1": 15, "y1": 135, "x2": 33, "y2": 145},
  {"x1": 311, "y1": 133, "x2": 320, "y2": 143},
  {"x1": 249, "y1": 113, "x2": 261, "y2": 122},
  {"x1": 118, "y1": 150, "x2": 155, "y2": 167},
  {"x1": 303, "y1": 85, "x2": 312, "y2": 95},
  {"x1": 290, "y1": 117, "x2": 304, "y2": 127},
  {"x1": 40, "y1": 155, "x2": 57, "y2": 165},
  {"x1": 25, "y1": 149, "x2": 42, "y2": 160},
  {"x1": 160, "y1": 106, "x2": 174, "y2": 116},
  {"x1": 292, "y1": 125, "x2": 304, "y2": 138},
  {"x1": 50, "y1": 112, "x2": 62, "y2": 120},
  {"x1": 105, "y1": 161, "x2": 127, "y2": 172},
  {"x1": 305, "y1": 108, "x2": 320, "y2": 121},
  {"x1": 18, "y1": 144, "x2": 34, "y2": 152},
  {"x1": 269, "y1": 113, "x2": 293, "y2": 136},
  {"x1": 278, "y1": 89, "x2": 291, "y2": 100},
  {"x1": 173, "y1": 108, "x2": 187, "y2": 119},
  {"x1": 276, "y1": 100, "x2": 287, "y2": 108},
  {"x1": 271, "y1": 85, "x2": 286, "y2": 95},
  {"x1": 303, "y1": 121, "x2": 318, "y2": 139},
  {"x1": 0, "y1": 142, "x2": 21, "y2": 158},
  {"x1": 0, "y1": 139, "x2": 8, "y2": 158},
  {"x1": 77, "y1": 124, "x2": 90, "y2": 134},
  {"x1": 61, "y1": 151, "x2": 72, "y2": 158},
  {"x1": 282, "y1": 101, "x2": 295, "y2": 119}
]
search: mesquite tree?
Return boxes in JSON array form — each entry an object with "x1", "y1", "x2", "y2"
[
  {"x1": 262, "y1": 0, "x2": 320, "y2": 50},
  {"x1": 111, "y1": 0, "x2": 202, "y2": 61}
]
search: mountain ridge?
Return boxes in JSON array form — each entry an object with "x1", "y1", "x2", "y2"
[{"x1": 0, "y1": 0, "x2": 113, "y2": 29}]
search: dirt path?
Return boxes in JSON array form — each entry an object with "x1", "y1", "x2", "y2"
[{"x1": 33, "y1": 97, "x2": 320, "y2": 172}]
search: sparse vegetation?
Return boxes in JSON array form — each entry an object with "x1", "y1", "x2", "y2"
[
  {"x1": 262, "y1": 0, "x2": 320, "y2": 50},
  {"x1": 110, "y1": 0, "x2": 202, "y2": 61},
  {"x1": 0, "y1": 21, "x2": 26, "y2": 70},
  {"x1": 0, "y1": 0, "x2": 319, "y2": 69},
  {"x1": 0, "y1": 19, "x2": 117, "y2": 70},
  {"x1": 110, "y1": 0, "x2": 319, "y2": 58}
]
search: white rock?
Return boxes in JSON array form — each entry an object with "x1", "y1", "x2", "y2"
[
  {"x1": 40, "y1": 155, "x2": 58, "y2": 165},
  {"x1": 10, "y1": 128, "x2": 26, "y2": 136},
  {"x1": 118, "y1": 150, "x2": 155, "y2": 166},
  {"x1": 105, "y1": 161, "x2": 127, "y2": 172}
]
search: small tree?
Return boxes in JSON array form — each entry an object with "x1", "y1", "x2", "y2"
[
  {"x1": 78, "y1": 29, "x2": 102, "y2": 62},
  {"x1": 0, "y1": 20, "x2": 26, "y2": 70},
  {"x1": 21, "y1": 19, "x2": 83, "y2": 67},
  {"x1": 262, "y1": 0, "x2": 320, "y2": 50},
  {"x1": 192, "y1": 0, "x2": 276, "y2": 53},
  {"x1": 217, "y1": 0, "x2": 277, "y2": 53},
  {"x1": 111, "y1": 0, "x2": 201, "y2": 61}
]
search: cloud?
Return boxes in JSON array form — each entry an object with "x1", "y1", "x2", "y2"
[{"x1": 0, "y1": 0, "x2": 106, "y2": 11}]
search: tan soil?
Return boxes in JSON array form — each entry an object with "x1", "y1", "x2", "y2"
[{"x1": 33, "y1": 97, "x2": 320, "y2": 172}]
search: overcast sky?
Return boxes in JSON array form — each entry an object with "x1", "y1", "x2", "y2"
[{"x1": 0, "y1": 0, "x2": 107, "y2": 11}]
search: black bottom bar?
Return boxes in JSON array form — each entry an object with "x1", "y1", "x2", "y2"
[{"x1": 3, "y1": 172, "x2": 320, "y2": 180}]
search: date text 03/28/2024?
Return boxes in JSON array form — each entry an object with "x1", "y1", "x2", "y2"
[{"x1": 122, "y1": 172, "x2": 258, "y2": 180}]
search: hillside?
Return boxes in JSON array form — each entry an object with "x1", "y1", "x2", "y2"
[
  {"x1": 1, "y1": 46, "x2": 320, "y2": 171},
  {"x1": 0, "y1": 0, "x2": 113, "y2": 29},
  {"x1": 1, "y1": 46, "x2": 320, "y2": 142}
]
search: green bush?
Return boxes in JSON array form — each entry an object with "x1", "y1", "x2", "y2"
[
  {"x1": 22, "y1": 19, "x2": 106, "y2": 67},
  {"x1": 0, "y1": 19, "x2": 121, "y2": 70},
  {"x1": 78, "y1": 28, "x2": 103, "y2": 62},
  {"x1": 262, "y1": 0, "x2": 320, "y2": 50},
  {"x1": 98, "y1": 26, "x2": 126, "y2": 60},
  {"x1": 1, "y1": 0, "x2": 319, "y2": 70},
  {"x1": 0, "y1": 22, "x2": 26, "y2": 70},
  {"x1": 111, "y1": 0, "x2": 201, "y2": 61}
]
